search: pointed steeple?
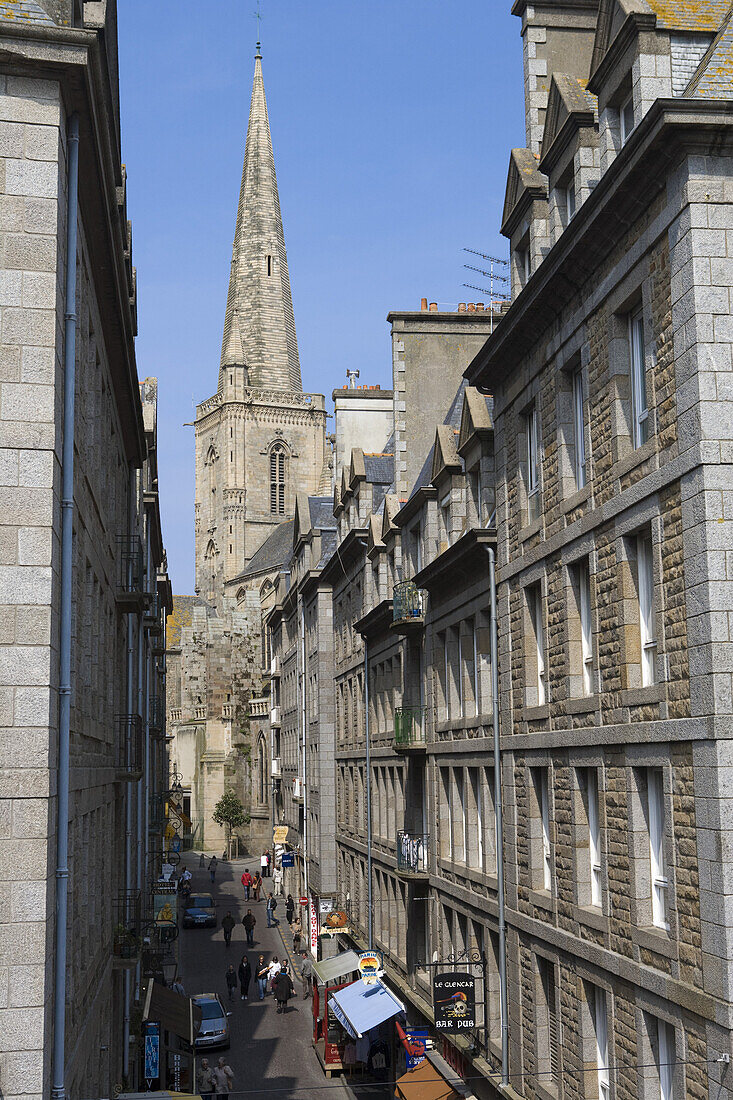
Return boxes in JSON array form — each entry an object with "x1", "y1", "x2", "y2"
[{"x1": 219, "y1": 52, "x2": 302, "y2": 393}]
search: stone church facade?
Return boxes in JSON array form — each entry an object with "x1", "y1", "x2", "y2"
[{"x1": 167, "y1": 49, "x2": 328, "y2": 853}]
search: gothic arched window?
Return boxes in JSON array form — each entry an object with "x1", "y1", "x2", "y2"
[
  {"x1": 270, "y1": 444, "x2": 286, "y2": 515},
  {"x1": 257, "y1": 736, "x2": 267, "y2": 805}
]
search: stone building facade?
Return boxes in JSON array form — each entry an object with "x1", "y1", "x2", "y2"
[
  {"x1": 0, "y1": 4, "x2": 170, "y2": 1098},
  {"x1": 464, "y1": 1, "x2": 733, "y2": 1097}
]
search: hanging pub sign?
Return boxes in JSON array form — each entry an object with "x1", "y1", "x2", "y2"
[
  {"x1": 358, "y1": 950, "x2": 384, "y2": 985},
  {"x1": 273, "y1": 825, "x2": 289, "y2": 844},
  {"x1": 281, "y1": 851, "x2": 295, "y2": 868},
  {"x1": 432, "y1": 972, "x2": 476, "y2": 1032}
]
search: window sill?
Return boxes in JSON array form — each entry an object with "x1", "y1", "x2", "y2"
[
  {"x1": 620, "y1": 684, "x2": 664, "y2": 707},
  {"x1": 574, "y1": 904, "x2": 608, "y2": 932},
  {"x1": 633, "y1": 924, "x2": 676, "y2": 959},
  {"x1": 560, "y1": 484, "x2": 590, "y2": 515},
  {"x1": 565, "y1": 695, "x2": 598, "y2": 714},
  {"x1": 528, "y1": 888, "x2": 554, "y2": 913},
  {"x1": 519, "y1": 514, "x2": 543, "y2": 544},
  {"x1": 614, "y1": 436, "x2": 656, "y2": 482},
  {"x1": 534, "y1": 1079, "x2": 559, "y2": 1100},
  {"x1": 523, "y1": 704, "x2": 550, "y2": 721}
]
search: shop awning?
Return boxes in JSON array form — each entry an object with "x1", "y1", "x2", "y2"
[
  {"x1": 312, "y1": 949, "x2": 360, "y2": 986},
  {"x1": 395, "y1": 1060, "x2": 461, "y2": 1100},
  {"x1": 329, "y1": 979, "x2": 405, "y2": 1039},
  {"x1": 142, "y1": 980, "x2": 202, "y2": 1046}
]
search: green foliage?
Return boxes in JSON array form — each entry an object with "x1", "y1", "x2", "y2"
[{"x1": 212, "y1": 788, "x2": 246, "y2": 833}]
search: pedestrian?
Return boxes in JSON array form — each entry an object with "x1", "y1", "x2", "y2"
[
  {"x1": 212, "y1": 1056, "x2": 234, "y2": 1099},
  {"x1": 260, "y1": 850, "x2": 269, "y2": 879},
  {"x1": 238, "y1": 954, "x2": 251, "y2": 1000},
  {"x1": 300, "y1": 951, "x2": 314, "y2": 999},
  {"x1": 241, "y1": 868, "x2": 253, "y2": 900},
  {"x1": 199, "y1": 852, "x2": 205, "y2": 869},
  {"x1": 181, "y1": 879, "x2": 191, "y2": 903},
  {"x1": 285, "y1": 894, "x2": 295, "y2": 925},
  {"x1": 225, "y1": 962, "x2": 237, "y2": 1001},
  {"x1": 272, "y1": 964, "x2": 295, "y2": 1015},
  {"x1": 221, "y1": 910, "x2": 235, "y2": 948},
  {"x1": 292, "y1": 916, "x2": 302, "y2": 954},
  {"x1": 197, "y1": 1058, "x2": 215, "y2": 1100},
  {"x1": 242, "y1": 908, "x2": 256, "y2": 947},
  {"x1": 253, "y1": 871, "x2": 262, "y2": 901},
  {"x1": 268, "y1": 955, "x2": 281, "y2": 992},
  {"x1": 266, "y1": 892, "x2": 278, "y2": 927},
  {"x1": 256, "y1": 955, "x2": 269, "y2": 1000},
  {"x1": 209, "y1": 855, "x2": 218, "y2": 883},
  {"x1": 273, "y1": 862, "x2": 283, "y2": 895},
  {"x1": 171, "y1": 975, "x2": 186, "y2": 996}
]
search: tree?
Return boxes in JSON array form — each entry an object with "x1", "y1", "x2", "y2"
[{"x1": 212, "y1": 789, "x2": 246, "y2": 856}]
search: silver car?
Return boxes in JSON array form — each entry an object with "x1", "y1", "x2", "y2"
[{"x1": 192, "y1": 993, "x2": 231, "y2": 1050}]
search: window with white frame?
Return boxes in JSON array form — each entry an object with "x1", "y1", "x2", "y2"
[
  {"x1": 527, "y1": 585, "x2": 546, "y2": 707},
  {"x1": 410, "y1": 521, "x2": 422, "y2": 574},
  {"x1": 637, "y1": 532, "x2": 656, "y2": 687},
  {"x1": 629, "y1": 308, "x2": 649, "y2": 447},
  {"x1": 565, "y1": 178, "x2": 576, "y2": 223},
  {"x1": 536, "y1": 956, "x2": 560, "y2": 1087},
  {"x1": 517, "y1": 244, "x2": 531, "y2": 287},
  {"x1": 572, "y1": 367, "x2": 586, "y2": 489},
  {"x1": 590, "y1": 985, "x2": 610, "y2": 1100},
  {"x1": 532, "y1": 767, "x2": 552, "y2": 892},
  {"x1": 525, "y1": 405, "x2": 541, "y2": 522},
  {"x1": 620, "y1": 92, "x2": 635, "y2": 145},
  {"x1": 587, "y1": 769, "x2": 602, "y2": 908},
  {"x1": 647, "y1": 768, "x2": 668, "y2": 929},
  {"x1": 648, "y1": 1014, "x2": 675, "y2": 1100},
  {"x1": 440, "y1": 493, "x2": 451, "y2": 549},
  {"x1": 579, "y1": 560, "x2": 594, "y2": 696}
]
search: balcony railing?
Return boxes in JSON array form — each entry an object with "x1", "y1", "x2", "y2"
[
  {"x1": 112, "y1": 890, "x2": 141, "y2": 964},
  {"x1": 115, "y1": 714, "x2": 143, "y2": 780},
  {"x1": 392, "y1": 580, "x2": 427, "y2": 631},
  {"x1": 168, "y1": 707, "x2": 182, "y2": 723},
  {"x1": 394, "y1": 706, "x2": 427, "y2": 751},
  {"x1": 396, "y1": 831, "x2": 429, "y2": 877},
  {"x1": 115, "y1": 536, "x2": 147, "y2": 609},
  {"x1": 144, "y1": 590, "x2": 163, "y2": 634},
  {"x1": 250, "y1": 697, "x2": 268, "y2": 718},
  {"x1": 149, "y1": 695, "x2": 164, "y2": 738}
]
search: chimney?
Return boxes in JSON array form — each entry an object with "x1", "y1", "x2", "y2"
[
  {"x1": 458, "y1": 303, "x2": 466, "y2": 313},
  {"x1": 420, "y1": 297, "x2": 428, "y2": 311},
  {"x1": 429, "y1": 302, "x2": 438, "y2": 312},
  {"x1": 476, "y1": 302, "x2": 485, "y2": 311},
  {"x1": 467, "y1": 303, "x2": 475, "y2": 313}
]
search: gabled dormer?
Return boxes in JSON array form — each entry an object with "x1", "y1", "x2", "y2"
[
  {"x1": 502, "y1": 149, "x2": 550, "y2": 299},
  {"x1": 431, "y1": 425, "x2": 464, "y2": 552},
  {"x1": 458, "y1": 388, "x2": 495, "y2": 529},
  {"x1": 539, "y1": 74, "x2": 599, "y2": 244},
  {"x1": 381, "y1": 495, "x2": 402, "y2": 595},
  {"x1": 589, "y1": 0, "x2": 718, "y2": 173},
  {"x1": 366, "y1": 513, "x2": 386, "y2": 604}
]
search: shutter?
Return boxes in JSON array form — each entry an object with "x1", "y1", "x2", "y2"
[{"x1": 547, "y1": 965, "x2": 559, "y2": 1081}]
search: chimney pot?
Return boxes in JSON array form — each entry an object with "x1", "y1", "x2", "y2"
[
  {"x1": 458, "y1": 303, "x2": 466, "y2": 313},
  {"x1": 429, "y1": 302, "x2": 438, "y2": 312},
  {"x1": 467, "y1": 302, "x2": 475, "y2": 312},
  {"x1": 420, "y1": 297, "x2": 428, "y2": 311},
  {"x1": 476, "y1": 302, "x2": 484, "y2": 311}
]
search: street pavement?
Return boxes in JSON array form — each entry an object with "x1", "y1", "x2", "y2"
[{"x1": 177, "y1": 853, "x2": 351, "y2": 1100}]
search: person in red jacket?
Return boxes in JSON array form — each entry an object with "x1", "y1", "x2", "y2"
[{"x1": 241, "y1": 868, "x2": 253, "y2": 901}]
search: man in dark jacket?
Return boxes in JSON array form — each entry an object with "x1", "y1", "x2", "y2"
[
  {"x1": 272, "y1": 965, "x2": 294, "y2": 1014},
  {"x1": 242, "y1": 909, "x2": 256, "y2": 947},
  {"x1": 266, "y1": 893, "x2": 278, "y2": 927},
  {"x1": 221, "y1": 911, "x2": 235, "y2": 949}
]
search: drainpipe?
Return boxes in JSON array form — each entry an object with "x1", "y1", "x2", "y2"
[
  {"x1": 123, "y1": 467, "x2": 136, "y2": 1083},
  {"x1": 51, "y1": 110, "x2": 79, "y2": 1100},
  {"x1": 135, "y1": 520, "x2": 145, "y2": 1001},
  {"x1": 364, "y1": 636, "x2": 373, "y2": 949},
  {"x1": 488, "y1": 547, "x2": 509, "y2": 1088},
  {"x1": 300, "y1": 600, "x2": 308, "y2": 909}
]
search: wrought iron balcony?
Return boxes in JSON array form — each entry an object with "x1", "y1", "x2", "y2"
[
  {"x1": 115, "y1": 714, "x2": 143, "y2": 781},
  {"x1": 144, "y1": 590, "x2": 163, "y2": 633},
  {"x1": 392, "y1": 580, "x2": 427, "y2": 632},
  {"x1": 149, "y1": 695, "x2": 165, "y2": 738},
  {"x1": 394, "y1": 705, "x2": 427, "y2": 751},
  {"x1": 396, "y1": 831, "x2": 429, "y2": 878},
  {"x1": 115, "y1": 536, "x2": 147, "y2": 609},
  {"x1": 112, "y1": 890, "x2": 141, "y2": 965}
]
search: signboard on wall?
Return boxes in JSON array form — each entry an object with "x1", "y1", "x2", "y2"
[
  {"x1": 309, "y1": 897, "x2": 319, "y2": 957},
  {"x1": 143, "y1": 1021, "x2": 160, "y2": 1083},
  {"x1": 405, "y1": 1027, "x2": 429, "y2": 1070},
  {"x1": 432, "y1": 972, "x2": 476, "y2": 1032},
  {"x1": 281, "y1": 852, "x2": 295, "y2": 867}
]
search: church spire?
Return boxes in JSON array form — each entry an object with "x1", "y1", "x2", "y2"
[{"x1": 219, "y1": 52, "x2": 302, "y2": 393}]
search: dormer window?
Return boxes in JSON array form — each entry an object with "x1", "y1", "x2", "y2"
[
  {"x1": 565, "y1": 178, "x2": 576, "y2": 222},
  {"x1": 518, "y1": 245, "x2": 531, "y2": 287},
  {"x1": 620, "y1": 93, "x2": 635, "y2": 145}
]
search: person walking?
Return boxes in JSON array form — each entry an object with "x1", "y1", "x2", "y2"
[
  {"x1": 272, "y1": 964, "x2": 294, "y2": 1015},
  {"x1": 256, "y1": 955, "x2": 269, "y2": 1000},
  {"x1": 241, "y1": 868, "x2": 253, "y2": 900},
  {"x1": 292, "y1": 915, "x2": 302, "y2": 954},
  {"x1": 197, "y1": 1058, "x2": 215, "y2": 1100},
  {"x1": 225, "y1": 963, "x2": 237, "y2": 1002},
  {"x1": 253, "y1": 871, "x2": 262, "y2": 901},
  {"x1": 212, "y1": 1056, "x2": 234, "y2": 1099},
  {"x1": 221, "y1": 911, "x2": 235, "y2": 949},
  {"x1": 273, "y1": 862, "x2": 283, "y2": 895},
  {"x1": 285, "y1": 894, "x2": 295, "y2": 925},
  {"x1": 242, "y1": 908, "x2": 256, "y2": 947},
  {"x1": 208, "y1": 855, "x2": 218, "y2": 883},
  {"x1": 268, "y1": 955, "x2": 281, "y2": 989},
  {"x1": 266, "y1": 892, "x2": 278, "y2": 927},
  {"x1": 238, "y1": 954, "x2": 251, "y2": 1000},
  {"x1": 199, "y1": 852, "x2": 205, "y2": 869},
  {"x1": 171, "y1": 975, "x2": 186, "y2": 996},
  {"x1": 260, "y1": 850, "x2": 269, "y2": 879},
  {"x1": 300, "y1": 951, "x2": 314, "y2": 999}
]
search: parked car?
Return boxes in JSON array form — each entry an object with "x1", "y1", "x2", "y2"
[
  {"x1": 192, "y1": 993, "x2": 230, "y2": 1050},
  {"x1": 182, "y1": 894, "x2": 217, "y2": 928}
]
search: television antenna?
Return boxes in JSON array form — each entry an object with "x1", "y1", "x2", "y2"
[{"x1": 463, "y1": 249, "x2": 510, "y2": 333}]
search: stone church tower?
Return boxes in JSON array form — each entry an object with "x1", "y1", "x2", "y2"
[
  {"x1": 168, "y1": 49, "x2": 328, "y2": 852},
  {"x1": 194, "y1": 47, "x2": 328, "y2": 608}
]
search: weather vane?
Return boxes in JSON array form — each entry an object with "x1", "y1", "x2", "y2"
[{"x1": 254, "y1": 0, "x2": 262, "y2": 57}]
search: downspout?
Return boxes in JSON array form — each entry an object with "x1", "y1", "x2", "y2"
[
  {"x1": 364, "y1": 636, "x2": 373, "y2": 949},
  {"x1": 488, "y1": 547, "x2": 508, "y2": 1088},
  {"x1": 123, "y1": 467, "x2": 136, "y2": 1082},
  {"x1": 51, "y1": 110, "x2": 80, "y2": 1100},
  {"x1": 300, "y1": 600, "x2": 308, "y2": 908},
  {"x1": 134, "y1": 515, "x2": 145, "y2": 1001}
]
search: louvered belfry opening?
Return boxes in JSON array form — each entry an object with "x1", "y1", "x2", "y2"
[{"x1": 270, "y1": 444, "x2": 286, "y2": 515}]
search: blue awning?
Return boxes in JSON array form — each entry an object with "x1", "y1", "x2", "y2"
[{"x1": 330, "y1": 979, "x2": 405, "y2": 1039}]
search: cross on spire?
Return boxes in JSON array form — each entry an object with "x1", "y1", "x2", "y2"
[{"x1": 254, "y1": 0, "x2": 262, "y2": 57}]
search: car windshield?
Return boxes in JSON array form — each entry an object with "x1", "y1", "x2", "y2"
[
  {"x1": 189, "y1": 897, "x2": 213, "y2": 908},
  {"x1": 197, "y1": 1000, "x2": 223, "y2": 1020}
]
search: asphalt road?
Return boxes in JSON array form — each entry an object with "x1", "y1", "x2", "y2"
[{"x1": 177, "y1": 853, "x2": 349, "y2": 1100}]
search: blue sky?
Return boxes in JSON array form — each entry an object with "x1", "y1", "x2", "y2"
[{"x1": 118, "y1": 2, "x2": 525, "y2": 593}]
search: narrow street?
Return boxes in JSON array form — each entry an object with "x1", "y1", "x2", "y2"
[{"x1": 177, "y1": 854, "x2": 351, "y2": 1100}]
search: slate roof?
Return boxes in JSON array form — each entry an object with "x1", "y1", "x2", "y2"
[
  {"x1": 0, "y1": 0, "x2": 54, "y2": 23},
  {"x1": 408, "y1": 379, "x2": 468, "y2": 500},
  {"x1": 684, "y1": 6, "x2": 733, "y2": 97},
  {"x1": 308, "y1": 496, "x2": 337, "y2": 530},
  {"x1": 364, "y1": 453, "x2": 395, "y2": 484},
  {"x1": 234, "y1": 520, "x2": 295, "y2": 580},
  {"x1": 317, "y1": 529, "x2": 338, "y2": 569},
  {"x1": 645, "y1": 0, "x2": 731, "y2": 32}
]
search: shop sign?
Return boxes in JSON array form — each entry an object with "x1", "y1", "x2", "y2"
[
  {"x1": 281, "y1": 852, "x2": 295, "y2": 867},
  {"x1": 405, "y1": 1027, "x2": 429, "y2": 1070},
  {"x1": 273, "y1": 825, "x2": 289, "y2": 844},
  {"x1": 153, "y1": 891, "x2": 177, "y2": 926},
  {"x1": 161, "y1": 863, "x2": 175, "y2": 881},
  {"x1": 143, "y1": 1021, "x2": 160, "y2": 1083},
  {"x1": 309, "y1": 898, "x2": 319, "y2": 956},
  {"x1": 432, "y1": 972, "x2": 476, "y2": 1032},
  {"x1": 155, "y1": 880, "x2": 177, "y2": 894},
  {"x1": 358, "y1": 950, "x2": 383, "y2": 985}
]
